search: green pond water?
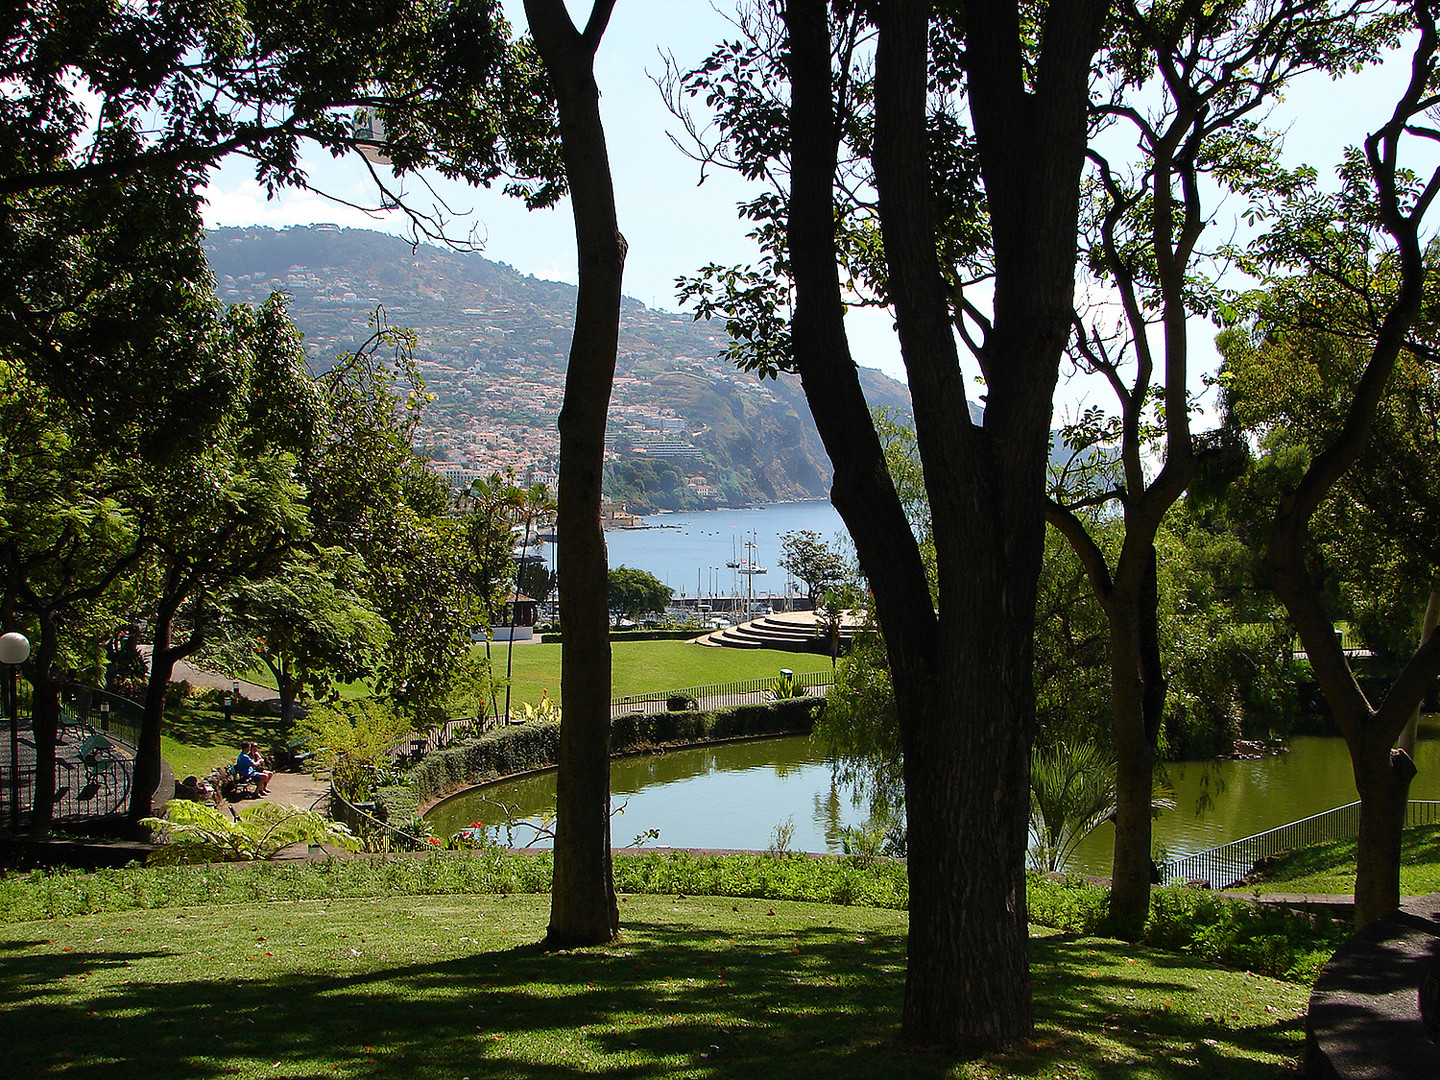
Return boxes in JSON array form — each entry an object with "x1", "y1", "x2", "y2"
[{"x1": 425, "y1": 718, "x2": 1440, "y2": 876}]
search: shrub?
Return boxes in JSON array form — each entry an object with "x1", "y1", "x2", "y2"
[
  {"x1": 375, "y1": 783, "x2": 419, "y2": 824},
  {"x1": 768, "y1": 672, "x2": 808, "y2": 700},
  {"x1": 298, "y1": 700, "x2": 413, "y2": 802},
  {"x1": 141, "y1": 801, "x2": 360, "y2": 864},
  {"x1": 1026, "y1": 873, "x2": 1112, "y2": 933},
  {"x1": 666, "y1": 693, "x2": 697, "y2": 711},
  {"x1": 1143, "y1": 885, "x2": 1349, "y2": 981},
  {"x1": 408, "y1": 697, "x2": 821, "y2": 804}
]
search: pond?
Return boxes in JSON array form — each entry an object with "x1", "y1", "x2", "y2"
[{"x1": 425, "y1": 717, "x2": 1440, "y2": 876}]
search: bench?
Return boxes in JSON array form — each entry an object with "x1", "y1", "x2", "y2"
[{"x1": 220, "y1": 766, "x2": 265, "y2": 800}]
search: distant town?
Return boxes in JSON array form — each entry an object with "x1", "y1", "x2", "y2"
[{"x1": 205, "y1": 225, "x2": 909, "y2": 510}]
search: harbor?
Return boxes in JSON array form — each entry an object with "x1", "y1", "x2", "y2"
[{"x1": 601, "y1": 499, "x2": 850, "y2": 604}]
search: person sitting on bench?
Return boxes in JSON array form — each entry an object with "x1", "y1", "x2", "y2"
[{"x1": 235, "y1": 743, "x2": 272, "y2": 795}]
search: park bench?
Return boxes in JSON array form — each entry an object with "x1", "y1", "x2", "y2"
[{"x1": 219, "y1": 765, "x2": 265, "y2": 800}]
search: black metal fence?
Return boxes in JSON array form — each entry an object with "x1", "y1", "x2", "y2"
[
  {"x1": 0, "y1": 720, "x2": 135, "y2": 824},
  {"x1": 329, "y1": 782, "x2": 432, "y2": 851},
  {"x1": 60, "y1": 683, "x2": 144, "y2": 746},
  {"x1": 1159, "y1": 800, "x2": 1440, "y2": 889}
]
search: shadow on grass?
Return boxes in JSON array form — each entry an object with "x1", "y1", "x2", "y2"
[
  {"x1": 1029, "y1": 935, "x2": 1305, "y2": 1080},
  {"x1": 165, "y1": 704, "x2": 294, "y2": 756},
  {"x1": 0, "y1": 917, "x2": 1303, "y2": 1080}
]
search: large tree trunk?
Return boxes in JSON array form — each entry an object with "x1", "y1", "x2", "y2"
[
  {"x1": 131, "y1": 632, "x2": 170, "y2": 824},
  {"x1": 782, "y1": 0, "x2": 1104, "y2": 1049},
  {"x1": 130, "y1": 594, "x2": 205, "y2": 823},
  {"x1": 1353, "y1": 741, "x2": 1414, "y2": 921},
  {"x1": 524, "y1": 0, "x2": 623, "y2": 948}
]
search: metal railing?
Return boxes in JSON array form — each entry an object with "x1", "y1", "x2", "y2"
[
  {"x1": 1159, "y1": 800, "x2": 1440, "y2": 889},
  {"x1": 0, "y1": 719, "x2": 135, "y2": 823},
  {"x1": 329, "y1": 782, "x2": 434, "y2": 851},
  {"x1": 60, "y1": 683, "x2": 144, "y2": 746}
]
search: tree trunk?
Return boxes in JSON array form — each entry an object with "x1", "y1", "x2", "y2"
[
  {"x1": 900, "y1": 582, "x2": 1036, "y2": 1045},
  {"x1": 27, "y1": 613, "x2": 61, "y2": 833},
  {"x1": 781, "y1": 0, "x2": 1104, "y2": 1049},
  {"x1": 1353, "y1": 744, "x2": 1415, "y2": 924},
  {"x1": 1257, "y1": 18, "x2": 1440, "y2": 928},
  {"x1": 130, "y1": 597, "x2": 204, "y2": 823},
  {"x1": 1274, "y1": 546, "x2": 1440, "y2": 927},
  {"x1": 130, "y1": 602, "x2": 177, "y2": 823},
  {"x1": 1106, "y1": 551, "x2": 1166, "y2": 938},
  {"x1": 524, "y1": 0, "x2": 623, "y2": 948}
]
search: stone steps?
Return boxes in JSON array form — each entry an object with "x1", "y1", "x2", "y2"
[{"x1": 694, "y1": 613, "x2": 859, "y2": 653}]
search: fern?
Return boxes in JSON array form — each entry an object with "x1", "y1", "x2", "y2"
[{"x1": 141, "y1": 800, "x2": 361, "y2": 864}]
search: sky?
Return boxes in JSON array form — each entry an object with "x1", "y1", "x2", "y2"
[{"x1": 201, "y1": 2, "x2": 1427, "y2": 421}]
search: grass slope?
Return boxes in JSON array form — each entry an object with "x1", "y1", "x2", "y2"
[
  {"x1": 0, "y1": 890, "x2": 1306, "y2": 1080},
  {"x1": 1238, "y1": 820, "x2": 1440, "y2": 896}
]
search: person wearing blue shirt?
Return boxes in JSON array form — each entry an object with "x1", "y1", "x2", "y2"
[{"x1": 235, "y1": 742, "x2": 273, "y2": 795}]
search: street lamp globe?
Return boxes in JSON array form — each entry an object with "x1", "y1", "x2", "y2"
[{"x1": 0, "y1": 632, "x2": 30, "y2": 665}]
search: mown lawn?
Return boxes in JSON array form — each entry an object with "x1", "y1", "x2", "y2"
[
  {"x1": 234, "y1": 642, "x2": 832, "y2": 709},
  {"x1": 486, "y1": 640, "x2": 835, "y2": 708},
  {"x1": 0, "y1": 887, "x2": 1306, "y2": 1080},
  {"x1": 170, "y1": 641, "x2": 825, "y2": 781},
  {"x1": 161, "y1": 704, "x2": 297, "y2": 781},
  {"x1": 1237, "y1": 820, "x2": 1440, "y2": 896}
]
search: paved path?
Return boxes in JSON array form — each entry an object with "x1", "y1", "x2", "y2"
[
  {"x1": 165, "y1": 655, "x2": 277, "y2": 704},
  {"x1": 218, "y1": 767, "x2": 330, "y2": 814}
]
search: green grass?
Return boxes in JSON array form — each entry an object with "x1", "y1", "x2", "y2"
[
  {"x1": 1236, "y1": 821, "x2": 1440, "y2": 896},
  {"x1": 231, "y1": 661, "x2": 370, "y2": 701},
  {"x1": 489, "y1": 640, "x2": 834, "y2": 707},
  {"x1": 0, "y1": 883, "x2": 1306, "y2": 1080},
  {"x1": 162, "y1": 642, "x2": 828, "y2": 785},
  {"x1": 234, "y1": 643, "x2": 831, "y2": 709},
  {"x1": 160, "y1": 703, "x2": 297, "y2": 781}
]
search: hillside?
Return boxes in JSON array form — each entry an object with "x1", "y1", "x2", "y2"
[{"x1": 203, "y1": 225, "x2": 912, "y2": 510}]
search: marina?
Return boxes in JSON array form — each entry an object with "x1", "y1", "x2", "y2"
[{"x1": 602, "y1": 499, "x2": 850, "y2": 603}]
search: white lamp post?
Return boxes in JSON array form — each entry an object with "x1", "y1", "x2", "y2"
[{"x1": 0, "y1": 632, "x2": 31, "y2": 833}]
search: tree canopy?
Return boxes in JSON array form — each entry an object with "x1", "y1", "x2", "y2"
[
  {"x1": 777, "y1": 529, "x2": 848, "y2": 606},
  {"x1": 606, "y1": 566, "x2": 672, "y2": 625}
]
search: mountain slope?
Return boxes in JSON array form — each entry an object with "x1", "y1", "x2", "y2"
[{"x1": 204, "y1": 224, "x2": 911, "y2": 510}]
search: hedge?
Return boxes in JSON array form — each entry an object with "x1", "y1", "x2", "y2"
[
  {"x1": 408, "y1": 696, "x2": 822, "y2": 806},
  {"x1": 540, "y1": 629, "x2": 704, "y2": 643}
]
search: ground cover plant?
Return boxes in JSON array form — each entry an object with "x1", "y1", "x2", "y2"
[
  {"x1": 1237, "y1": 821, "x2": 1440, "y2": 896},
  {"x1": 0, "y1": 855, "x2": 1345, "y2": 985},
  {"x1": 0, "y1": 888, "x2": 1307, "y2": 1080}
]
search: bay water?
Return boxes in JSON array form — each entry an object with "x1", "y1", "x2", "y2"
[{"x1": 601, "y1": 499, "x2": 849, "y2": 599}]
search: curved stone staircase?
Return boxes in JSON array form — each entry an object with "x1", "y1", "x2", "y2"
[{"x1": 693, "y1": 611, "x2": 861, "y2": 653}]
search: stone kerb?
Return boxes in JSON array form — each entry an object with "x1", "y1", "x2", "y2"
[{"x1": 1305, "y1": 893, "x2": 1440, "y2": 1079}]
